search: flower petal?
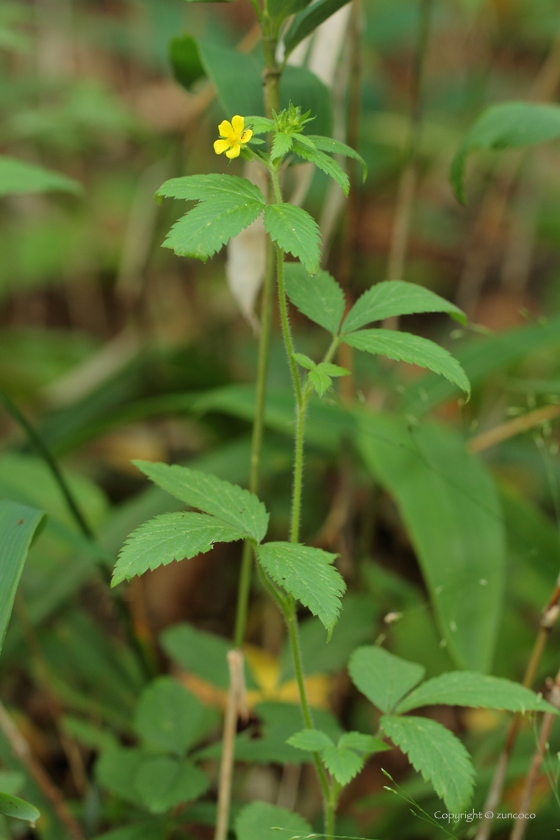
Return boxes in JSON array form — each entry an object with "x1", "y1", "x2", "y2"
[
  {"x1": 240, "y1": 129, "x2": 253, "y2": 144},
  {"x1": 226, "y1": 143, "x2": 241, "y2": 159},
  {"x1": 231, "y1": 115, "x2": 244, "y2": 134},
  {"x1": 218, "y1": 120, "x2": 233, "y2": 138},
  {"x1": 214, "y1": 138, "x2": 231, "y2": 154}
]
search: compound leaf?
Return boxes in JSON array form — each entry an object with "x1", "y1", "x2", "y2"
[
  {"x1": 284, "y1": 263, "x2": 345, "y2": 334},
  {"x1": 338, "y1": 732, "x2": 390, "y2": 754},
  {"x1": 113, "y1": 512, "x2": 245, "y2": 586},
  {"x1": 322, "y1": 746, "x2": 364, "y2": 786},
  {"x1": 133, "y1": 461, "x2": 269, "y2": 544},
  {"x1": 396, "y1": 671, "x2": 558, "y2": 715},
  {"x1": 257, "y1": 542, "x2": 346, "y2": 635},
  {"x1": 349, "y1": 646, "x2": 425, "y2": 713},
  {"x1": 264, "y1": 204, "x2": 320, "y2": 274},
  {"x1": 381, "y1": 715, "x2": 475, "y2": 812},
  {"x1": 287, "y1": 729, "x2": 334, "y2": 751},
  {"x1": 342, "y1": 280, "x2": 466, "y2": 333},
  {"x1": 343, "y1": 329, "x2": 471, "y2": 396}
]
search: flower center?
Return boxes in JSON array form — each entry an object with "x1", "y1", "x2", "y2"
[{"x1": 229, "y1": 132, "x2": 240, "y2": 144}]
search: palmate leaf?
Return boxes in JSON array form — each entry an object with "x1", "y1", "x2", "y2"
[
  {"x1": 257, "y1": 542, "x2": 346, "y2": 635},
  {"x1": 133, "y1": 461, "x2": 269, "y2": 543},
  {"x1": 306, "y1": 135, "x2": 367, "y2": 180},
  {"x1": 349, "y1": 646, "x2": 425, "y2": 713},
  {"x1": 341, "y1": 280, "x2": 466, "y2": 333},
  {"x1": 284, "y1": 263, "x2": 345, "y2": 333},
  {"x1": 396, "y1": 671, "x2": 559, "y2": 715},
  {"x1": 293, "y1": 142, "x2": 350, "y2": 195},
  {"x1": 162, "y1": 197, "x2": 265, "y2": 262},
  {"x1": 451, "y1": 102, "x2": 560, "y2": 203},
  {"x1": 381, "y1": 715, "x2": 475, "y2": 812},
  {"x1": 112, "y1": 512, "x2": 245, "y2": 586},
  {"x1": 235, "y1": 801, "x2": 312, "y2": 840},
  {"x1": 264, "y1": 204, "x2": 321, "y2": 274},
  {"x1": 343, "y1": 329, "x2": 471, "y2": 396}
]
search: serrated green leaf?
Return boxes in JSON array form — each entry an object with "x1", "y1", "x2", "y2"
[
  {"x1": 264, "y1": 204, "x2": 321, "y2": 274},
  {"x1": 133, "y1": 461, "x2": 269, "y2": 544},
  {"x1": 338, "y1": 732, "x2": 390, "y2": 754},
  {"x1": 162, "y1": 197, "x2": 265, "y2": 262},
  {"x1": 287, "y1": 728, "x2": 334, "y2": 751},
  {"x1": 112, "y1": 512, "x2": 244, "y2": 586},
  {"x1": 381, "y1": 715, "x2": 475, "y2": 812},
  {"x1": 245, "y1": 116, "x2": 275, "y2": 135},
  {"x1": 0, "y1": 500, "x2": 46, "y2": 655},
  {"x1": 0, "y1": 155, "x2": 82, "y2": 197},
  {"x1": 306, "y1": 134, "x2": 367, "y2": 180},
  {"x1": 271, "y1": 132, "x2": 294, "y2": 160},
  {"x1": 257, "y1": 542, "x2": 346, "y2": 634},
  {"x1": 322, "y1": 746, "x2": 364, "y2": 786},
  {"x1": 293, "y1": 352, "x2": 316, "y2": 370},
  {"x1": 342, "y1": 280, "x2": 466, "y2": 334},
  {"x1": 343, "y1": 329, "x2": 471, "y2": 396},
  {"x1": 284, "y1": 0, "x2": 353, "y2": 57},
  {"x1": 317, "y1": 363, "x2": 349, "y2": 377},
  {"x1": 349, "y1": 646, "x2": 425, "y2": 713},
  {"x1": 308, "y1": 368, "x2": 333, "y2": 397},
  {"x1": 451, "y1": 102, "x2": 560, "y2": 203},
  {"x1": 293, "y1": 142, "x2": 350, "y2": 195},
  {"x1": 135, "y1": 756, "x2": 208, "y2": 814},
  {"x1": 396, "y1": 671, "x2": 558, "y2": 715},
  {"x1": 284, "y1": 263, "x2": 345, "y2": 334},
  {"x1": 134, "y1": 677, "x2": 207, "y2": 756},
  {"x1": 156, "y1": 174, "x2": 265, "y2": 205},
  {"x1": 0, "y1": 792, "x2": 40, "y2": 825},
  {"x1": 235, "y1": 801, "x2": 312, "y2": 840}
]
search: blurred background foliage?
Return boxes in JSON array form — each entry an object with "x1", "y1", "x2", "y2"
[{"x1": 2, "y1": 0, "x2": 560, "y2": 837}]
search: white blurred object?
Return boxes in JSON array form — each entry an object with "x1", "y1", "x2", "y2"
[{"x1": 226, "y1": 3, "x2": 352, "y2": 324}]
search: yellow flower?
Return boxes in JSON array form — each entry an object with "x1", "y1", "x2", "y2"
[{"x1": 213, "y1": 115, "x2": 253, "y2": 160}]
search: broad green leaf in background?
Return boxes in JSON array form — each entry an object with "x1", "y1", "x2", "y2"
[
  {"x1": 257, "y1": 542, "x2": 346, "y2": 635},
  {"x1": 451, "y1": 102, "x2": 560, "y2": 203},
  {"x1": 381, "y1": 715, "x2": 475, "y2": 812},
  {"x1": 268, "y1": 0, "x2": 312, "y2": 23},
  {"x1": 0, "y1": 500, "x2": 46, "y2": 653},
  {"x1": 293, "y1": 142, "x2": 350, "y2": 195},
  {"x1": 357, "y1": 412, "x2": 506, "y2": 671},
  {"x1": 134, "y1": 678, "x2": 207, "y2": 756},
  {"x1": 306, "y1": 135, "x2": 367, "y2": 179},
  {"x1": 134, "y1": 756, "x2": 208, "y2": 814},
  {"x1": 341, "y1": 280, "x2": 466, "y2": 334},
  {"x1": 96, "y1": 747, "x2": 149, "y2": 807},
  {"x1": 134, "y1": 461, "x2": 269, "y2": 544},
  {"x1": 396, "y1": 671, "x2": 558, "y2": 715},
  {"x1": 235, "y1": 801, "x2": 312, "y2": 840},
  {"x1": 349, "y1": 646, "x2": 425, "y2": 713},
  {"x1": 264, "y1": 204, "x2": 321, "y2": 274},
  {"x1": 160, "y1": 622, "x2": 258, "y2": 690},
  {"x1": 93, "y1": 822, "x2": 165, "y2": 840},
  {"x1": 283, "y1": 0, "x2": 353, "y2": 58},
  {"x1": 168, "y1": 34, "x2": 205, "y2": 90},
  {"x1": 400, "y1": 314, "x2": 560, "y2": 417},
  {"x1": 112, "y1": 512, "x2": 245, "y2": 586},
  {"x1": 280, "y1": 593, "x2": 378, "y2": 681},
  {"x1": 284, "y1": 264, "x2": 346, "y2": 334},
  {"x1": 343, "y1": 329, "x2": 471, "y2": 395},
  {"x1": 0, "y1": 791, "x2": 40, "y2": 825},
  {"x1": 0, "y1": 155, "x2": 82, "y2": 197}
]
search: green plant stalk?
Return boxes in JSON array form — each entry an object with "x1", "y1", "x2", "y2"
[{"x1": 0, "y1": 388, "x2": 93, "y2": 539}]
